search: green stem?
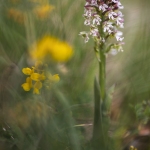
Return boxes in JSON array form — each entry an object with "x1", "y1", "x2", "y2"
[
  {"x1": 99, "y1": 44, "x2": 106, "y2": 101},
  {"x1": 92, "y1": 43, "x2": 106, "y2": 150},
  {"x1": 92, "y1": 10, "x2": 107, "y2": 150},
  {"x1": 92, "y1": 77, "x2": 103, "y2": 149},
  {"x1": 99, "y1": 12, "x2": 106, "y2": 101}
]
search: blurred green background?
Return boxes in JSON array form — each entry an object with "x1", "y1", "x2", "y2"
[{"x1": 0, "y1": 0, "x2": 150, "y2": 150}]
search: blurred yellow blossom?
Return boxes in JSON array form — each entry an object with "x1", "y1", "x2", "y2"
[
  {"x1": 48, "y1": 74, "x2": 60, "y2": 83},
  {"x1": 22, "y1": 77, "x2": 32, "y2": 91},
  {"x1": 31, "y1": 72, "x2": 46, "y2": 81},
  {"x1": 22, "y1": 61, "x2": 60, "y2": 94},
  {"x1": 7, "y1": 8, "x2": 24, "y2": 24},
  {"x1": 7, "y1": 1, "x2": 54, "y2": 23},
  {"x1": 33, "y1": 4, "x2": 54, "y2": 19},
  {"x1": 45, "y1": 73, "x2": 60, "y2": 89},
  {"x1": 22, "y1": 67, "x2": 33, "y2": 75},
  {"x1": 33, "y1": 81, "x2": 42, "y2": 94},
  {"x1": 30, "y1": 36, "x2": 73, "y2": 62}
]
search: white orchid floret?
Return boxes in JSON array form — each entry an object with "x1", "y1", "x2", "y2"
[
  {"x1": 111, "y1": 48, "x2": 118, "y2": 55},
  {"x1": 117, "y1": 11, "x2": 124, "y2": 17},
  {"x1": 99, "y1": 4, "x2": 108, "y2": 12},
  {"x1": 92, "y1": 14, "x2": 101, "y2": 25},
  {"x1": 90, "y1": 28, "x2": 99, "y2": 37},
  {"x1": 115, "y1": 11, "x2": 124, "y2": 28},
  {"x1": 84, "y1": 19, "x2": 91, "y2": 25},
  {"x1": 117, "y1": 2, "x2": 124, "y2": 9},
  {"x1": 111, "y1": 0, "x2": 124, "y2": 9},
  {"x1": 79, "y1": 31, "x2": 90, "y2": 43},
  {"x1": 112, "y1": 0, "x2": 118, "y2": 3},
  {"x1": 106, "y1": 11, "x2": 123, "y2": 28},
  {"x1": 103, "y1": 21, "x2": 114, "y2": 34},
  {"x1": 83, "y1": 10, "x2": 92, "y2": 25},
  {"x1": 85, "y1": 36, "x2": 90, "y2": 43},
  {"x1": 85, "y1": 0, "x2": 97, "y2": 6},
  {"x1": 115, "y1": 31, "x2": 124, "y2": 41},
  {"x1": 91, "y1": 0, "x2": 97, "y2": 6},
  {"x1": 110, "y1": 43, "x2": 124, "y2": 55},
  {"x1": 108, "y1": 11, "x2": 117, "y2": 20},
  {"x1": 85, "y1": 2, "x2": 90, "y2": 6},
  {"x1": 116, "y1": 17, "x2": 124, "y2": 28},
  {"x1": 84, "y1": 9, "x2": 92, "y2": 17}
]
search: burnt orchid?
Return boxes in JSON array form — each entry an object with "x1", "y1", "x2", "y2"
[
  {"x1": 80, "y1": 0, "x2": 124, "y2": 149},
  {"x1": 79, "y1": 0, "x2": 124, "y2": 54}
]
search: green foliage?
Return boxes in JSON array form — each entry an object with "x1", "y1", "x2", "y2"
[{"x1": 131, "y1": 100, "x2": 150, "y2": 124}]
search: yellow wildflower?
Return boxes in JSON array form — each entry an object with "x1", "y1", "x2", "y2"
[
  {"x1": 21, "y1": 61, "x2": 60, "y2": 94},
  {"x1": 31, "y1": 73, "x2": 45, "y2": 81},
  {"x1": 22, "y1": 77, "x2": 32, "y2": 91},
  {"x1": 22, "y1": 67, "x2": 33, "y2": 75},
  {"x1": 45, "y1": 73, "x2": 60, "y2": 89},
  {"x1": 7, "y1": 8, "x2": 24, "y2": 24},
  {"x1": 33, "y1": 4, "x2": 54, "y2": 19},
  {"x1": 33, "y1": 81, "x2": 42, "y2": 94},
  {"x1": 30, "y1": 36, "x2": 73, "y2": 62},
  {"x1": 21, "y1": 63, "x2": 46, "y2": 94},
  {"x1": 48, "y1": 74, "x2": 60, "y2": 83}
]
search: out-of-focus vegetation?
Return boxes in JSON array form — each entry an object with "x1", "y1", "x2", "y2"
[{"x1": 0, "y1": 0, "x2": 150, "y2": 150}]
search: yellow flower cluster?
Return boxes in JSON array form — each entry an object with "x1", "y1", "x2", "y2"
[
  {"x1": 30, "y1": 36, "x2": 73, "y2": 62},
  {"x1": 22, "y1": 62, "x2": 59, "y2": 94}
]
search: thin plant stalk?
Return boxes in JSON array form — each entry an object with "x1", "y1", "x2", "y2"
[{"x1": 99, "y1": 44, "x2": 106, "y2": 101}]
